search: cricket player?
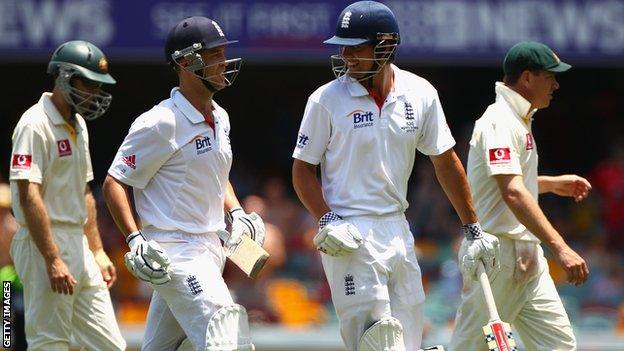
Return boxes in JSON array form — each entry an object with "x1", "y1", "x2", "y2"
[
  {"x1": 103, "y1": 16, "x2": 264, "y2": 351},
  {"x1": 9, "y1": 40, "x2": 125, "y2": 350},
  {"x1": 291, "y1": 2, "x2": 499, "y2": 350},
  {"x1": 449, "y1": 41, "x2": 591, "y2": 350}
]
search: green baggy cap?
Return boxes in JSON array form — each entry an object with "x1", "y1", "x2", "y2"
[{"x1": 503, "y1": 41, "x2": 571, "y2": 76}]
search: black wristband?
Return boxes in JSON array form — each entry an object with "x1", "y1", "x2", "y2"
[
  {"x1": 126, "y1": 230, "x2": 144, "y2": 245},
  {"x1": 226, "y1": 207, "x2": 244, "y2": 223},
  {"x1": 462, "y1": 223, "x2": 484, "y2": 240},
  {"x1": 319, "y1": 211, "x2": 342, "y2": 229}
]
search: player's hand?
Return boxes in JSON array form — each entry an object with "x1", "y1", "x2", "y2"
[
  {"x1": 124, "y1": 231, "x2": 171, "y2": 285},
  {"x1": 314, "y1": 212, "x2": 363, "y2": 257},
  {"x1": 226, "y1": 207, "x2": 266, "y2": 247},
  {"x1": 458, "y1": 223, "x2": 500, "y2": 281},
  {"x1": 46, "y1": 256, "x2": 78, "y2": 295},
  {"x1": 554, "y1": 245, "x2": 589, "y2": 286},
  {"x1": 93, "y1": 249, "x2": 117, "y2": 288},
  {"x1": 549, "y1": 175, "x2": 592, "y2": 202}
]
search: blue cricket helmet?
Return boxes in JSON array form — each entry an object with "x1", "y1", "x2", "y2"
[{"x1": 324, "y1": 1, "x2": 400, "y2": 46}]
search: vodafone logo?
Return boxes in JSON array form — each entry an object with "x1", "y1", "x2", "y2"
[
  {"x1": 11, "y1": 154, "x2": 32, "y2": 170},
  {"x1": 489, "y1": 148, "x2": 511, "y2": 165},
  {"x1": 525, "y1": 133, "x2": 534, "y2": 150},
  {"x1": 57, "y1": 139, "x2": 72, "y2": 157}
]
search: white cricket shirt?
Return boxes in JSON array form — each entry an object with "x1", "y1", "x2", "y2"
[
  {"x1": 467, "y1": 82, "x2": 539, "y2": 241},
  {"x1": 108, "y1": 88, "x2": 232, "y2": 233},
  {"x1": 292, "y1": 64, "x2": 455, "y2": 217},
  {"x1": 10, "y1": 93, "x2": 94, "y2": 227}
]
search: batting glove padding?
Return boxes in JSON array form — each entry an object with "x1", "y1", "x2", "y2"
[
  {"x1": 314, "y1": 218, "x2": 363, "y2": 257},
  {"x1": 124, "y1": 231, "x2": 171, "y2": 285},
  {"x1": 227, "y1": 207, "x2": 266, "y2": 247},
  {"x1": 458, "y1": 224, "x2": 501, "y2": 281}
]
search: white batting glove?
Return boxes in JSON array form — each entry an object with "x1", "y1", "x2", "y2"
[
  {"x1": 226, "y1": 207, "x2": 266, "y2": 247},
  {"x1": 124, "y1": 231, "x2": 171, "y2": 285},
  {"x1": 458, "y1": 223, "x2": 500, "y2": 281},
  {"x1": 313, "y1": 212, "x2": 363, "y2": 257}
]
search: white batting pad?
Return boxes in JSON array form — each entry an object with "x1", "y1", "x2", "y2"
[
  {"x1": 206, "y1": 304, "x2": 255, "y2": 351},
  {"x1": 359, "y1": 317, "x2": 406, "y2": 351}
]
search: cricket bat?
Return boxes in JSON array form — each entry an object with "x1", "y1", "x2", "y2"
[
  {"x1": 217, "y1": 230, "x2": 269, "y2": 279},
  {"x1": 477, "y1": 261, "x2": 517, "y2": 351}
]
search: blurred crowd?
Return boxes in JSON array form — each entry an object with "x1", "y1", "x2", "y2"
[{"x1": 1, "y1": 137, "x2": 623, "y2": 341}]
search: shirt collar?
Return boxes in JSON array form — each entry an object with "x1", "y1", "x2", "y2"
[
  {"x1": 41, "y1": 93, "x2": 67, "y2": 126},
  {"x1": 41, "y1": 93, "x2": 85, "y2": 133},
  {"x1": 344, "y1": 64, "x2": 406, "y2": 98},
  {"x1": 495, "y1": 82, "x2": 537, "y2": 123},
  {"x1": 171, "y1": 87, "x2": 208, "y2": 124}
]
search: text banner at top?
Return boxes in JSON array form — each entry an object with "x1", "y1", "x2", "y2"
[{"x1": 0, "y1": 0, "x2": 622, "y2": 65}]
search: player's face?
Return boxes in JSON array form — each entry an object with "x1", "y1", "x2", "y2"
[
  {"x1": 340, "y1": 44, "x2": 375, "y2": 79},
  {"x1": 200, "y1": 46, "x2": 228, "y2": 89},
  {"x1": 527, "y1": 70, "x2": 559, "y2": 109},
  {"x1": 72, "y1": 77, "x2": 103, "y2": 96}
]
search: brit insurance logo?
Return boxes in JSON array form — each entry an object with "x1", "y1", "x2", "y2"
[
  {"x1": 347, "y1": 109, "x2": 374, "y2": 129},
  {"x1": 194, "y1": 135, "x2": 212, "y2": 155}
]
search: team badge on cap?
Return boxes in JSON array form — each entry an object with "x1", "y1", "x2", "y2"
[{"x1": 99, "y1": 57, "x2": 109, "y2": 72}]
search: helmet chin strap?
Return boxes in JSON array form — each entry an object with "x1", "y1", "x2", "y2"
[
  {"x1": 201, "y1": 77, "x2": 218, "y2": 93},
  {"x1": 194, "y1": 68, "x2": 219, "y2": 93}
]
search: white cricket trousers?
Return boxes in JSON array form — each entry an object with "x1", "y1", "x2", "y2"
[
  {"x1": 140, "y1": 228, "x2": 236, "y2": 351},
  {"x1": 449, "y1": 236, "x2": 576, "y2": 351},
  {"x1": 10, "y1": 224, "x2": 126, "y2": 351},
  {"x1": 321, "y1": 213, "x2": 426, "y2": 351}
]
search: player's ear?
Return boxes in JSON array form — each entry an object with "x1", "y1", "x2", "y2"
[{"x1": 519, "y1": 69, "x2": 533, "y2": 88}]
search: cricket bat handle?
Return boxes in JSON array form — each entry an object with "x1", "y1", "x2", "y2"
[{"x1": 477, "y1": 261, "x2": 501, "y2": 322}]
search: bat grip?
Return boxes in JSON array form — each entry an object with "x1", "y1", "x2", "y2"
[{"x1": 477, "y1": 261, "x2": 501, "y2": 322}]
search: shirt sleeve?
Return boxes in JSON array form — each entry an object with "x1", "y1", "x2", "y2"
[
  {"x1": 9, "y1": 123, "x2": 47, "y2": 183},
  {"x1": 108, "y1": 120, "x2": 175, "y2": 189},
  {"x1": 479, "y1": 121, "x2": 522, "y2": 176},
  {"x1": 292, "y1": 98, "x2": 331, "y2": 165},
  {"x1": 416, "y1": 91, "x2": 456, "y2": 155}
]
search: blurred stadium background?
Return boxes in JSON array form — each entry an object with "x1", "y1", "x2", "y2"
[{"x1": 1, "y1": 0, "x2": 623, "y2": 350}]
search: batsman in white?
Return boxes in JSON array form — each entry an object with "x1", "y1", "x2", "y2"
[
  {"x1": 291, "y1": 2, "x2": 500, "y2": 350},
  {"x1": 102, "y1": 16, "x2": 265, "y2": 351},
  {"x1": 9, "y1": 41, "x2": 125, "y2": 350},
  {"x1": 449, "y1": 41, "x2": 591, "y2": 351}
]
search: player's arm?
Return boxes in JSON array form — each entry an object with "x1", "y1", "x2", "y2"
[
  {"x1": 84, "y1": 184, "x2": 116, "y2": 288},
  {"x1": 537, "y1": 175, "x2": 591, "y2": 202},
  {"x1": 429, "y1": 148, "x2": 478, "y2": 224},
  {"x1": 15, "y1": 180, "x2": 77, "y2": 294},
  {"x1": 494, "y1": 174, "x2": 589, "y2": 285},
  {"x1": 103, "y1": 174, "x2": 171, "y2": 284},
  {"x1": 292, "y1": 159, "x2": 361, "y2": 257},
  {"x1": 429, "y1": 148, "x2": 501, "y2": 280},
  {"x1": 224, "y1": 180, "x2": 242, "y2": 213},
  {"x1": 102, "y1": 175, "x2": 140, "y2": 237},
  {"x1": 292, "y1": 159, "x2": 331, "y2": 221}
]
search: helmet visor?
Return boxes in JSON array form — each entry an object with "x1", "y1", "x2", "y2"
[
  {"x1": 172, "y1": 43, "x2": 242, "y2": 90},
  {"x1": 56, "y1": 66, "x2": 113, "y2": 120},
  {"x1": 329, "y1": 39, "x2": 397, "y2": 81}
]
